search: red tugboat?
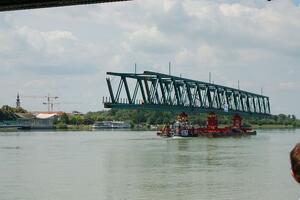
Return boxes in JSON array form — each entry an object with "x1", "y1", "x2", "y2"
[{"x1": 157, "y1": 112, "x2": 256, "y2": 138}]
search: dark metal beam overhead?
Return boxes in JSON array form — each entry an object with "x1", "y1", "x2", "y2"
[{"x1": 0, "y1": 0, "x2": 131, "y2": 12}]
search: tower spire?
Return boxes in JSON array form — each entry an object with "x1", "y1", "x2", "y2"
[{"x1": 16, "y1": 93, "x2": 20, "y2": 108}]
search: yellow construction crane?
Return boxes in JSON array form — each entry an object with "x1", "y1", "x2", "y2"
[{"x1": 21, "y1": 94, "x2": 59, "y2": 112}]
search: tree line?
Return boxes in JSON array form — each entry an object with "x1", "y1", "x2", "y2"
[
  {"x1": 0, "y1": 105, "x2": 27, "y2": 121},
  {"x1": 57, "y1": 109, "x2": 300, "y2": 128},
  {"x1": 1, "y1": 105, "x2": 300, "y2": 128}
]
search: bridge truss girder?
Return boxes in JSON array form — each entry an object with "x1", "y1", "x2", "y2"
[{"x1": 104, "y1": 71, "x2": 271, "y2": 116}]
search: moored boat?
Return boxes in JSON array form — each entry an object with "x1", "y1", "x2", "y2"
[{"x1": 92, "y1": 121, "x2": 131, "y2": 129}]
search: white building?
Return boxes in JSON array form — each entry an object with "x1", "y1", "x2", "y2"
[{"x1": 16, "y1": 112, "x2": 62, "y2": 129}]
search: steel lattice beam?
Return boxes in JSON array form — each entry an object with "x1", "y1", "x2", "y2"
[
  {"x1": 0, "y1": 0, "x2": 131, "y2": 12},
  {"x1": 104, "y1": 71, "x2": 271, "y2": 116}
]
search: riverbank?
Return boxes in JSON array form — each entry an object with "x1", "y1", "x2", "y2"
[
  {"x1": 55, "y1": 124, "x2": 154, "y2": 131},
  {"x1": 53, "y1": 124, "x2": 298, "y2": 131},
  {"x1": 0, "y1": 123, "x2": 298, "y2": 132},
  {"x1": 1, "y1": 106, "x2": 300, "y2": 130}
]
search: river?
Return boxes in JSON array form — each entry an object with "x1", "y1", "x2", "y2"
[{"x1": 0, "y1": 129, "x2": 300, "y2": 200}]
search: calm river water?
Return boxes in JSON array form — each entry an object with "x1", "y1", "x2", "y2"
[{"x1": 1, "y1": 129, "x2": 300, "y2": 200}]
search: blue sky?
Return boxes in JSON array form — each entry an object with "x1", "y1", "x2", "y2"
[{"x1": 0, "y1": 0, "x2": 300, "y2": 116}]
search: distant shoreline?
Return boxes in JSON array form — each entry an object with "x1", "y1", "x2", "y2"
[
  {"x1": 56, "y1": 122, "x2": 300, "y2": 131},
  {"x1": 1, "y1": 124, "x2": 298, "y2": 132}
]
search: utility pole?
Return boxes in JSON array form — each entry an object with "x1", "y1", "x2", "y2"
[
  {"x1": 209, "y1": 72, "x2": 211, "y2": 83},
  {"x1": 169, "y1": 62, "x2": 171, "y2": 76}
]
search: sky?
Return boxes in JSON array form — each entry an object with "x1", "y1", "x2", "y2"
[{"x1": 0, "y1": 0, "x2": 300, "y2": 116}]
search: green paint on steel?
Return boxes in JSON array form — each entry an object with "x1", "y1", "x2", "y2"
[
  {"x1": 104, "y1": 102, "x2": 271, "y2": 117},
  {"x1": 104, "y1": 71, "x2": 271, "y2": 116}
]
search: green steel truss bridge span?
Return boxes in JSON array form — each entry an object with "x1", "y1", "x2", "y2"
[{"x1": 104, "y1": 71, "x2": 271, "y2": 116}]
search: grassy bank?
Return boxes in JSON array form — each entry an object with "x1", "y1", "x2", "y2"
[{"x1": 54, "y1": 124, "x2": 92, "y2": 131}]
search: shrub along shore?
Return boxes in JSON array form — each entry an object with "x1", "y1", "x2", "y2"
[
  {"x1": 55, "y1": 109, "x2": 300, "y2": 130},
  {"x1": 1, "y1": 106, "x2": 300, "y2": 130}
]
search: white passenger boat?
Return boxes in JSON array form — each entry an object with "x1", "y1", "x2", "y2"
[{"x1": 92, "y1": 121, "x2": 131, "y2": 129}]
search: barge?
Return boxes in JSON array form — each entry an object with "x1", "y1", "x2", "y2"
[{"x1": 157, "y1": 112, "x2": 256, "y2": 138}]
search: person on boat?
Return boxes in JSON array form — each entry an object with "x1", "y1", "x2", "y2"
[{"x1": 290, "y1": 143, "x2": 300, "y2": 184}]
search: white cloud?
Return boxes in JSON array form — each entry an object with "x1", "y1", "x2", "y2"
[
  {"x1": 0, "y1": 0, "x2": 300, "y2": 116},
  {"x1": 279, "y1": 81, "x2": 300, "y2": 91},
  {"x1": 17, "y1": 26, "x2": 76, "y2": 54}
]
